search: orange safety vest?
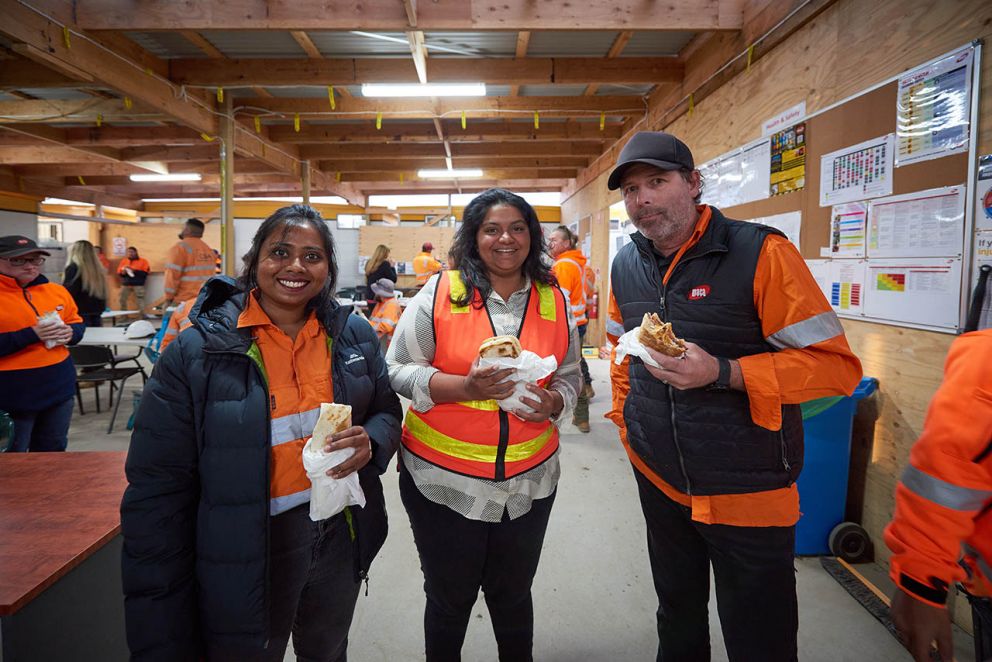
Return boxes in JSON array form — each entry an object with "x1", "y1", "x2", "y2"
[
  {"x1": 368, "y1": 296, "x2": 402, "y2": 346},
  {"x1": 401, "y1": 271, "x2": 569, "y2": 480},
  {"x1": 413, "y1": 252, "x2": 442, "y2": 286}
]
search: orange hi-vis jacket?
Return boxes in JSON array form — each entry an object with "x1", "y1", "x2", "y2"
[
  {"x1": 159, "y1": 299, "x2": 193, "y2": 353},
  {"x1": 0, "y1": 273, "x2": 83, "y2": 373},
  {"x1": 413, "y1": 251, "x2": 442, "y2": 286},
  {"x1": 552, "y1": 249, "x2": 588, "y2": 327},
  {"x1": 238, "y1": 293, "x2": 334, "y2": 516},
  {"x1": 164, "y1": 236, "x2": 215, "y2": 302},
  {"x1": 117, "y1": 257, "x2": 151, "y2": 276},
  {"x1": 885, "y1": 330, "x2": 992, "y2": 607},
  {"x1": 368, "y1": 296, "x2": 402, "y2": 346},
  {"x1": 606, "y1": 206, "x2": 862, "y2": 527},
  {"x1": 584, "y1": 264, "x2": 597, "y2": 312},
  {"x1": 402, "y1": 270, "x2": 569, "y2": 480}
]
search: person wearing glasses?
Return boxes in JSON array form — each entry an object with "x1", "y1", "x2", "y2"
[{"x1": 0, "y1": 235, "x2": 84, "y2": 452}]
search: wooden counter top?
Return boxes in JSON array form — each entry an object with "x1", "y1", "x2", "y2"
[{"x1": 0, "y1": 451, "x2": 127, "y2": 616}]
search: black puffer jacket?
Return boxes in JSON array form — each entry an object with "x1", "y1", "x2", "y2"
[{"x1": 120, "y1": 276, "x2": 401, "y2": 661}]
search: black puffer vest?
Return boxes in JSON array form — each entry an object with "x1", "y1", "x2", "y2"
[{"x1": 612, "y1": 207, "x2": 803, "y2": 495}]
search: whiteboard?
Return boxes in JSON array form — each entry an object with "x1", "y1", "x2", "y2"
[{"x1": 863, "y1": 257, "x2": 961, "y2": 329}]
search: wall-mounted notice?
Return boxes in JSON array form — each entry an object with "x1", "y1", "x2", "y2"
[
  {"x1": 762, "y1": 101, "x2": 806, "y2": 137},
  {"x1": 748, "y1": 211, "x2": 802, "y2": 251},
  {"x1": 977, "y1": 155, "x2": 992, "y2": 232},
  {"x1": 867, "y1": 185, "x2": 965, "y2": 258},
  {"x1": 828, "y1": 259, "x2": 866, "y2": 314},
  {"x1": 864, "y1": 257, "x2": 961, "y2": 329},
  {"x1": 698, "y1": 139, "x2": 771, "y2": 209},
  {"x1": 769, "y1": 122, "x2": 806, "y2": 196},
  {"x1": 829, "y1": 202, "x2": 868, "y2": 257},
  {"x1": 896, "y1": 47, "x2": 974, "y2": 166},
  {"x1": 820, "y1": 134, "x2": 895, "y2": 207},
  {"x1": 971, "y1": 232, "x2": 992, "y2": 330},
  {"x1": 806, "y1": 259, "x2": 830, "y2": 301}
]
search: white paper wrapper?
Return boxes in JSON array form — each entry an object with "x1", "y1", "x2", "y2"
[
  {"x1": 613, "y1": 328, "x2": 669, "y2": 368},
  {"x1": 36, "y1": 310, "x2": 66, "y2": 349},
  {"x1": 301, "y1": 430, "x2": 366, "y2": 522},
  {"x1": 478, "y1": 349, "x2": 559, "y2": 418}
]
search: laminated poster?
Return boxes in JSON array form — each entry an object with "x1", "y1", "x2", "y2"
[
  {"x1": 829, "y1": 259, "x2": 866, "y2": 315},
  {"x1": 769, "y1": 122, "x2": 806, "y2": 196},
  {"x1": 896, "y1": 47, "x2": 974, "y2": 166},
  {"x1": 819, "y1": 134, "x2": 895, "y2": 207},
  {"x1": 977, "y1": 154, "x2": 992, "y2": 233},
  {"x1": 829, "y1": 202, "x2": 867, "y2": 257},
  {"x1": 867, "y1": 185, "x2": 965, "y2": 259},
  {"x1": 864, "y1": 257, "x2": 961, "y2": 329}
]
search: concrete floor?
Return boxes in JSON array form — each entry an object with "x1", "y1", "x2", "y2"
[{"x1": 65, "y1": 357, "x2": 960, "y2": 661}]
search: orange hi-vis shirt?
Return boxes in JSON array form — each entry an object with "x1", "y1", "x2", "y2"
[
  {"x1": 885, "y1": 330, "x2": 992, "y2": 607},
  {"x1": 237, "y1": 292, "x2": 334, "y2": 516},
  {"x1": 159, "y1": 299, "x2": 193, "y2": 353},
  {"x1": 606, "y1": 205, "x2": 862, "y2": 527},
  {"x1": 368, "y1": 296, "x2": 402, "y2": 346},
  {"x1": 164, "y1": 236, "x2": 215, "y2": 302},
  {"x1": 413, "y1": 252, "x2": 442, "y2": 285},
  {"x1": 552, "y1": 249, "x2": 588, "y2": 327}
]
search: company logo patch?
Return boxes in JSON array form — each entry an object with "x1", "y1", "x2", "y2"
[
  {"x1": 688, "y1": 285, "x2": 711, "y2": 301},
  {"x1": 345, "y1": 354, "x2": 365, "y2": 366}
]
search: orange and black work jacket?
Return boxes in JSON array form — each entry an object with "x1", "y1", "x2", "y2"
[
  {"x1": 368, "y1": 296, "x2": 402, "y2": 347},
  {"x1": 607, "y1": 205, "x2": 862, "y2": 526},
  {"x1": 402, "y1": 270, "x2": 569, "y2": 480},
  {"x1": 413, "y1": 251, "x2": 442, "y2": 286},
  {"x1": 0, "y1": 273, "x2": 84, "y2": 412},
  {"x1": 552, "y1": 249, "x2": 588, "y2": 327},
  {"x1": 159, "y1": 299, "x2": 193, "y2": 353},
  {"x1": 164, "y1": 236, "x2": 215, "y2": 302},
  {"x1": 885, "y1": 330, "x2": 992, "y2": 607},
  {"x1": 117, "y1": 256, "x2": 151, "y2": 286}
]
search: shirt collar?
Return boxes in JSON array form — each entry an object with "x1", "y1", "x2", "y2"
[{"x1": 237, "y1": 289, "x2": 319, "y2": 337}]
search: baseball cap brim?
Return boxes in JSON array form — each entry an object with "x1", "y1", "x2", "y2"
[
  {"x1": 1, "y1": 247, "x2": 51, "y2": 258},
  {"x1": 607, "y1": 158, "x2": 686, "y2": 191}
]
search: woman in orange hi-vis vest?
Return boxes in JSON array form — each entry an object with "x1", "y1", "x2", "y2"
[
  {"x1": 121, "y1": 205, "x2": 401, "y2": 661},
  {"x1": 387, "y1": 188, "x2": 582, "y2": 661}
]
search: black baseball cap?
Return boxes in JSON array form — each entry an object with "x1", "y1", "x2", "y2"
[
  {"x1": 607, "y1": 131, "x2": 695, "y2": 190},
  {"x1": 0, "y1": 235, "x2": 51, "y2": 258}
]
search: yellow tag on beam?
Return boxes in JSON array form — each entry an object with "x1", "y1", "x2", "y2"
[
  {"x1": 123, "y1": 96, "x2": 132, "y2": 110},
  {"x1": 461, "y1": 111, "x2": 466, "y2": 130},
  {"x1": 217, "y1": 87, "x2": 224, "y2": 103},
  {"x1": 96, "y1": 113, "x2": 102, "y2": 127},
  {"x1": 77, "y1": 176, "x2": 86, "y2": 186},
  {"x1": 746, "y1": 45, "x2": 754, "y2": 73},
  {"x1": 200, "y1": 132, "x2": 216, "y2": 142},
  {"x1": 328, "y1": 86, "x2": 336, "y2": 110},
  {"x1": 62, "y1": 26, "x2": 71, "y2": 49},
  {"x1": 400, "y1": 172, "x2": 405, "y2": 183},
  {"x1": 294, "y1": 113, "x2": 301, "y2": 132},
  {"x1": 254, "y1": 116, "x2": 261, "y2": 133},
  {"x1": 600, "y1": 112, "x2": 605, "y2": 131},
  {"x1": 376, "y1": 112, "x2": 382, "y2": 130},
  {"x1": 335, "y1": 172, "x2": 342, "y2": 182},
  {"x1": 688, "y1": 93, "x2": 694, "y2": 116},
  {"x1": 533, "y1": 111, "x2": 539, "y2": 129}
]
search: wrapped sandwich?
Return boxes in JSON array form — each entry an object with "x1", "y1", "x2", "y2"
[
  {"x1": 637, "y1": 313, "x2": 688, "y2": 357},
  {"x1": 301, "y1": 402, "x2": 365, "y2": 521}
]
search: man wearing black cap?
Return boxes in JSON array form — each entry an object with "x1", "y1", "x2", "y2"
[
  {"x1": 604, "y1": 132, "x2": 863, "y2": 661},
  {"x1": 162, "y1": 218, "x2": 216, "y2": 310}
]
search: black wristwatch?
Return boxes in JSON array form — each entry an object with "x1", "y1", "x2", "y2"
[{"x1": 707, "y1": 357, "x2": 732, "y2": 391}]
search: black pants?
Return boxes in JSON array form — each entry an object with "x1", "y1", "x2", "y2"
[
  {"x1": 634, "y1": 469, "x2": 798, "y2": 662},
  {"x1": 399, "y1": 466, "x2": 556, "y2": 662},
  {"x1": 965, "y1": 591, "x2": 992, "y2": 662},
  {"x1": 577, "y1": 324, "x2": 591, "y2": 386}
]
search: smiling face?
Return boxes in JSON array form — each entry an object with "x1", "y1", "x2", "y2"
[
  {"x1": 547, "y1": 229, "x2": 571, "y2": 258},
  {"x1": 620, "y1": 162, "x2": 701, "y2": 254},
  {"x1": 476, "y1": 204, "x2": 531, "y2": 280},
  {"x1": 255, "y1": 223, "x2": 328, "y2": 314},
  {"x1": 0, "y1": 252, "x2": 46, "y2": 287}
]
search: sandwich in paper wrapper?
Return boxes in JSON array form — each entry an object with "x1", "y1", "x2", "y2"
[
  {"x1": 301, "y1": 403, "x2": 366, "y2": 522},
  {"x1": 614, "y1": 313, "x2": 687, "y2": 368},
  {"x1": 477, "y1": 335, "x2": 558, "y2": 418}
]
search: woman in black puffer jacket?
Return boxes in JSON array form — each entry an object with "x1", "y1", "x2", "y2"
[{"x1": 120, "y1": 205, "x2": 401, "y2": 661}]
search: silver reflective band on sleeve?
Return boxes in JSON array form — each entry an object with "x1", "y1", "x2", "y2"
[
  {"x1": 270, "y1": 407, "x2": 322, "y2": 446},
  {"x1": 766, "y1": 311, "x2": 844, "y2": 350},
  {"x1": 180, "y1": 275, "x2": 211, "y2": 282},
  {"x1": 963, "y1": 543, "x2": 992, "y2": 582},
  {"x1": 182, "y1": 265, "x2": 217, "y2": 273},
  {"x1": 164, "y1": 262, "x2": 183, "y2": 271},
  {"x1": 607, "y1": 319, "x2": 626, "y2": 337},
  {"x1": 902, "y1": 465, "x2": 992, "y2": 512},
  {"x1": 270, "y1": 489, "x2": 311, "y2": 516}
]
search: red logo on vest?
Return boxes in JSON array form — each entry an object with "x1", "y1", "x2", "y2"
[{"x1": 688, "y1": 285, "x2": 711, "y2": 301}]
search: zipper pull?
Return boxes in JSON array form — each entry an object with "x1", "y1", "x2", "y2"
[
  {"x1": 659, "y1": 295, "x2": 665, "y2": 315},
  {"x1": 364, "y1": 574, "x2": 370, "y2": 597}
]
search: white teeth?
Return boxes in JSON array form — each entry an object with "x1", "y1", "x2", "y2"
[{"x1": 278, "y1": 279, "x2": 307, "y2": 288}]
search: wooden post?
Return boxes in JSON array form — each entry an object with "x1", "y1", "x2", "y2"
[
  {"x1": 302, "y1": 159, "x2": 311, "y2": 205},
  {"x1": 220, "y1": 95, "x2": 236, "y2": 276}
]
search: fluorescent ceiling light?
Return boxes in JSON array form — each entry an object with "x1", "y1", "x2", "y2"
[
  {"x1": 418, "y1": 168, "x2": 484, "y2": 179},
  {"x1": 362, "y1": 83, "x2": 486, "y2": 98},
  {"x1": 43, "y1": 197, "x2": 93, "y2": 206},
  {"x1": 129, "y1": 173, "x2": 202, "y2": 182}
]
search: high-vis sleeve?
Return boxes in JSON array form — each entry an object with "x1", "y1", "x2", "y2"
[
  {"x1": 606, "y1": 290, "x2": 625, "y2": 345},
  {"x1": 163, "y1": 243, "x2": 186, "y2": 298},
  {"x1": 885, "y1": 330, "x2": 992, "y2": 607},
  {"x1": 737, "y1": 235, "x2": 862, "y2": 430}
]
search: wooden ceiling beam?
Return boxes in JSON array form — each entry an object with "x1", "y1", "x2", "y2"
[
  {"x1": 65, "y1": 1, "x2": 744, "y2": 31},
  {"x1": 509, "y1": 31, "x2": 531, "y2": 97},
  {"x1": 585, "y1": 30, "x2": 633, "y2": 96},
  {"x1": 269, "y1": 120, "x2": 623, "y2": 143},
  {"x1": 331, "y1": 168, "x2": 579, "y2": 181},
  {"x1": 290, "y1": 31, "x2": 323, "y2": 59},
  {"x1": 169, "y1": 56, "x2": 682, "y2": 86},
  {"x1": 299, "y1": 141, "x2": 602, "y2": 160},
  {"x1": 15, "y1": 163, "x2": 163, "y2": 177},
  {"x1": 318, "y1": 156, "x2": 586, "y2": 171},
  {"x1": 0, "y1": 98, "x2": 162, "y2": 124}
]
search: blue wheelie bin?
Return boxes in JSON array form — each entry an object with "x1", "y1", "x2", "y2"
[{"x1": 795, "y1": 376, "x2": 878, "y2": 556}]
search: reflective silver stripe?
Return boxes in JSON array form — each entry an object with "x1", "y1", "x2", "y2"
[
  {"x1": 180, "y1": 243, "x2": 193, "y2": 254},
  {"x1": 164, "y1": 287, "x2": 177, "y2": 294},
  {"x1": 182, "y1": 265, "x2": 217, "y2": 273},
  {"x1": 164, "y1": 328, "x2": 178, "y2": 336},
  {"x1": 902, "y1": 465, "x2": 992, "y2": 511},
  {"x1": 270, "y1": 489, "x2": 311, "y2": 516},
  {"x1": 369, "y1": 316, "x2": 395, "y2": 326},
  {"x1": 270, "y1": 407, "x2": 321, "y2": 446},
  {"x1": 180, "y1": 275, "x2": 210, "y2": 282},
  {"x1": 963, "y1": 543, "x2": 992, "y2": 582},
  {"x1": 164, "y1": 262, "x2": 183, "y2": 271},
  {"x1": 765, "y1": 311, "x2": 843, "y2": 350},
  {"x1": 556, "y1": 258, "x2": 586, "y2": 298},
  {"x1": 607, "y1": 319, "x2": 625, "y2": 337}
]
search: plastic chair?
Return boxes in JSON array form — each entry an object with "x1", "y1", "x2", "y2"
[{"x1": 68, "y1": 345, "x2": 144, "y2": 433}]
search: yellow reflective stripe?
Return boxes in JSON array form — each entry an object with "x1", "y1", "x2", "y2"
[
  {"x1": 405, "y1": 410, "x2": 553, "y2": 463},
  {"x1": 457, "y1": 399, "x2": 500, "y2": 411},
  {"x1": 448, "y1": 270, "x2": 469, "y2": 314},
  {"x1": 535, "y1": 281, "x2": 556, "y2": 321}
]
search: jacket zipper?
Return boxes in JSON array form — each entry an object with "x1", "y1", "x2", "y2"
[
  {"x1": 21, "y1": 286, "x2": 41, "y2": 316},
  {"x1": 780, "y1": 430, "x2": 792, "y2": 473}
]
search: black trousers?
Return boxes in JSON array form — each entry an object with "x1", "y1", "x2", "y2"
[
  {"x1": 399, "y1": 465, "x2": 556, "y2": 662},
  {"x1": 634, "y1": 469, "x2": 799, "y2": 662}
]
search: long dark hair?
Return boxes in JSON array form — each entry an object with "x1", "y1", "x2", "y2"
[
  {"x1": 450, "y1": 188, "x2": 553, "y2": 308},
  {"x1": 238, "y1": 204, "x2": 338, "y2": 320}
]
